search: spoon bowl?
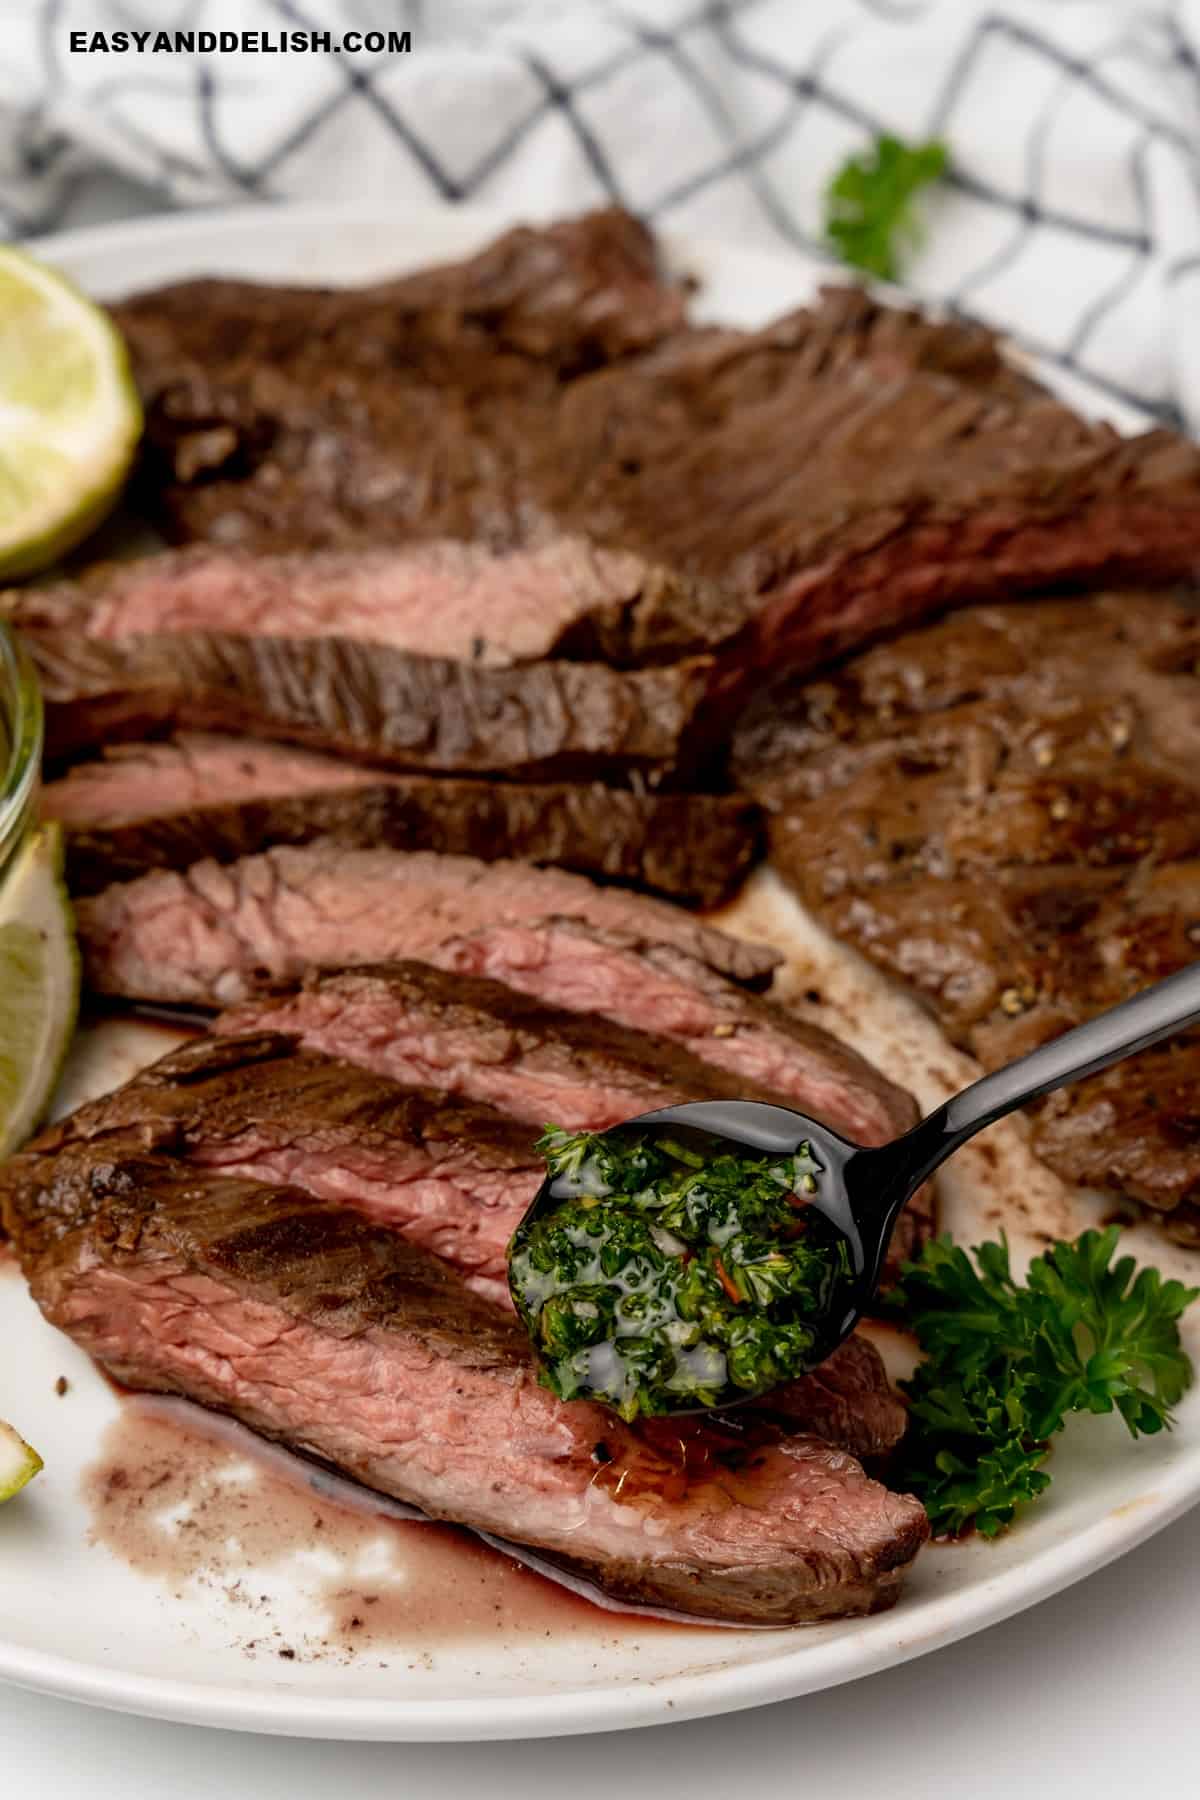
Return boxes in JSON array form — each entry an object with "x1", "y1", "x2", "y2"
[{"x1": 510, "y1": 958, "x2": 1200, "y2": 1419}]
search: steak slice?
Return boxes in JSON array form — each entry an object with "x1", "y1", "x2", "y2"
[
  {"x1": 74, "y1": 845, "x2": 780, "y2": 1003},
  {"x1": 541, "y1": 324, "x2": 1200, "y2": 702},
  {"x1": 43, "y1": 735, "x2": 375, "y2": 825},
  {"x1": 27, "y1": 629, "x2": 711, "y2": 783},
  {"x1": 114, "y1": 206, "x2": 683, "y2": 388},
  {"x1": 20, "y1": 1030, "x2": 906, "y2": 1458},
  {"x1": 115, "y1": 209, "x2": 683, "y2": 553},
  {"x1": 216, "y1": 960, "x2": 928, "y2": 1281},
  {"x1": 215, "y1": 960, "x2": 793, "y2": 1133},
  {"x1": 44, "y1": 737, "x2": 761, "y2": 908},
  {"x1": 16, "y1": 1030, "x2": 538, "y2": 1306},
  {"x1": 5, "y1": 539, "x2": 738, "y2": 669},
  {"x1": 431, "y1": 915, "x2": 915, "y2": 1145},
  {"x1": 424, "y1": 915, "x2": 934, "y2": 1267},
  {"x1": 733, "y1": 589, "x2": 1200, "y2": 1229},
  {"x1": 113, "y1": 203, "x2": 1200, "y2": 689},
  {"x1": 1, "y1": 1146, "x2": 926, "y2": 1624}
]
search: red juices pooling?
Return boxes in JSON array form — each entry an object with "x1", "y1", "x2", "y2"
[{"x1": 82, "y1": 1400, "x2": 701, "y2": 1662}]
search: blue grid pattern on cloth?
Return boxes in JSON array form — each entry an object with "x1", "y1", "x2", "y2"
[{"x1": 1, "y1": 0, "x2": 1199, "y2": 425}]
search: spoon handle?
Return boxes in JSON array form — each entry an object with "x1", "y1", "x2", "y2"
[{"x1": 892, "y1": 958, "x2": 1200, "y2": 1190}]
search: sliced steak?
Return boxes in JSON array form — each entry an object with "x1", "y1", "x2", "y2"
[
  {"x1": 215, "y1": 960, "x2": 793, "y2": 1133},
  {"x1": 6, "y1": 539, "x2": 738, "y2": 669},
  {"x1": 114, "y1": 206, "x2": 684, "y2": 388},
  {"x1": 733, "y1": 590, "x2": 1200, "y2": 1230},
  {"x1": 21, "y1": 1030, "x2": 906, "y2": 1457},
  {"x1": 1, "y1": 1146, "x2": 926, "y2": 1624},
  {"x1": 44, "y1": 738, "x2": 761, "y2": 908},
  {"x1": 28, "y1": 629, "x2": 711, "y2": 784},
  {"x1": 544, "y1": 327, "x2": 1200, "y2": 698},
  {"x1": 112, "y1": 205, "x2": 1200, "y2": 687},
  {"x1": 431, "y1": 915, "x2": 914, "y2": 1145},
  {"x1": 74, "y1": 845, "x2": 780, "y2": 1003},
  {"x1": 216, "y1": 961, "x2": 928, "y2": 1280},
  {"x1": 426, "y1": 915, "x2": 934, "y2": 1266},
  {"x1": 43, "y1": 735, "x2": 374, "y2": 826},
  {"x1": 754, "y1": 1332, "x2": 907, "y2": 1461},
  {"x1": 17, "y1": 1030, "x2": 537, "y2": 1305}
]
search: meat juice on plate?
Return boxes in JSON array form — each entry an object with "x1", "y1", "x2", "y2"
[{"x1": 83, "y1": 1399, "x2": 694, "y2": 1661}]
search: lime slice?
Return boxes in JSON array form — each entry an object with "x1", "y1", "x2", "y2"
[
  {"x1": 0, "y1": 1417, "x2": 42, "y2": 1503},
  {"x1": 0, "y1": 244, "x2": 142, "y2": 580},
  {"x1": 0, "y1": 824, "x2": 79, "y2": 1157}
]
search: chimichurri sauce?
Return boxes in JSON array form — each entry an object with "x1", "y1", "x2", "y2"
[{"x1": 508, "y1": 1123, "x2": 853, "y2": 1422}]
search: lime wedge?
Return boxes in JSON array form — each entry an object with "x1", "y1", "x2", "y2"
[
  {"x1": 0, "y1": 824, "x2": 79, "y2": 1157},
  {"x1": 0, "y1": 1418, "x2": 42, "y2": 1503},
  {"x1": 0, "y1": 244, "x2": 142, "y2": 580}
]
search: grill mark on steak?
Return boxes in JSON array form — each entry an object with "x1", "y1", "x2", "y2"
[
  {"x1": 4, "y1": 539, "x2": 740, "y2": 669},
  {"x1": 733, "y1": 589, "x2": 1200, "y2": 1231},
  {"x1": 19, "y1": 1030, "x2": 906, "y2": 1458},
  {"x1": 0, "y1": 1145, "x2": 926, "y2": 1623},
  {"x1": 44, "y1": 738, "x2": 762, "y2": 909},
  {"x1": 27, "y1": 630, "x2": 712, "y2": 784},
  {"x1": 74, "y1": 845, "x2": 781, "y2": 1003}
]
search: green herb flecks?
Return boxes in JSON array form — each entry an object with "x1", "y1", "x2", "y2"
[
  {"x1": 824, "y1": 134, "x2": 948, "y2": 281},
  {"x1": 887, "y1": 1228, "x2": 1198, "y2": 1539},
  {"x1": 509, "y1": 1126, "x2": 848, "y2": 1422}
]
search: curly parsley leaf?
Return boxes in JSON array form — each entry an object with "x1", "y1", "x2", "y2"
[
  {"x1": 887, "y1": 1228, "x2": 1197, "y2": 1538},
  {"x1": 824, "y1": 134, "x2": 948, "y2": 281}
]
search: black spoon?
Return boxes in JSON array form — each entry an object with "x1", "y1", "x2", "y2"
[{"x1": 511, "y1": 959, "x2": 1200, "y2": 1414}]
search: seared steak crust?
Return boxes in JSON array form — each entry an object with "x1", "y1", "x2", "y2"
[
  {"x1": 1, "y1": 1146, "x2": 927, "y2": 1624},
  {"x1": 4, "y1": 539, "x2": 739, "y2": 670},
  {"x1": 28, "y1": 629, "x2": 712, "y2": 784},
  {"x1": 20, "y1": 1030, "x2": 907, "y2": 1457},
  {"x1": 734, "y1": 590, "x2": 1200, "y2": 1229},
  {"x1": 45, "y1": 740, "x2": 761, "y2": 908}
]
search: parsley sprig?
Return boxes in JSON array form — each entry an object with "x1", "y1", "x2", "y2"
[
  {"x1": 887, "y1": 1229, "x2": 1198, "y2": 1538},
  {"x1": 824, "y1": 134, "x2": 948, "y2": 281}
]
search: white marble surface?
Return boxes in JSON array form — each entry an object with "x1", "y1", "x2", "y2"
[{"x1": 3, "y1": 1500, "x2": 1198, "y2": 1796}]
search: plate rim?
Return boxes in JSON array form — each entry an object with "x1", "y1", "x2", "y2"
[
  {"x1": 1, "y1": 200, "x2": 1184, "y2": 1741},
  {"x1": 3, "y1": 1464, "x2": 1196, "y2": 1740}
]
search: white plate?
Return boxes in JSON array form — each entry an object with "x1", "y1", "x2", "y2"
[{"x1": 0, "y1": 206, "x2": 1195, "y2": 1742}]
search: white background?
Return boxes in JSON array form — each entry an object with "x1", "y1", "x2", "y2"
[{"x1": 4, "y1": 1500, "x2": 1199, "y2": 1796}]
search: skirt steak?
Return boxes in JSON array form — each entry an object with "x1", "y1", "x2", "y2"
[
  {"x1": 44, "y1": 737, "x2": 761, "y2": 908},
  {"x1": 74, "y1": 845, "x2": 781, "y2": 1003},
  {"x1": 733, "y1": 588, "x2": 1200, "y2": 1238},
  {"x1": 0, "y1": 1144, "x2": 926, "y2": 1624},
  {"x1": 16, "y1": 1029, "x2": 907, "y2": 1458}
]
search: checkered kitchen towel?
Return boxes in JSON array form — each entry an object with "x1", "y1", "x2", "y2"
[{"x1": 2, "y1": 0, "x2": 1199, "y2": 427}]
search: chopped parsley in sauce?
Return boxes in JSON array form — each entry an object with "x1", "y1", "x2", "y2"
[{"x1": 508, "y1": 1124, "x2": 851, "y2": 1422}]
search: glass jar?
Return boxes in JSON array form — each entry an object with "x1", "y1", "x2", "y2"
[{"x1": 0, "y1": 621, "x2": 42, "y2": 887}]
